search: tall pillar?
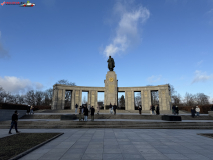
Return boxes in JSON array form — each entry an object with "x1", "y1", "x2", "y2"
[
  {"x1": 71, "y1": 90, "x2": 75, "y2": 110},
  {"x1": 141, "y1": 90, "x2": 144, "y2": 110},
  {"x1": 104, "y1": 71, "x2": 118, "y2": 107},
  {"x1": 51, "y1": 89, "x2": 57, "y2": 110},
  {"x1": 61, "y1": 89, "x2": 65, "y2": 110},
  {"x1": 75, "y1": 90, "x2": 80, "y2": 106},
  {"x1": 131, "y1": 91, "x2": 134, "y2": 110},
  {"x1": 91, "y1": 91, "x2": 95, "y2": 107},
  {"x1": 143, "y1": 90, "x2": 150, "y2": 110},
  {"x1": 95, "y1": 91, "x2": 98, "y2": 108},
  {"x1": 88, "y1": 90, "x2": 91, "y2": 106},
  {"x1": 79, "y1": 90, "x2": 82, "y2": 106},
  {"x1": 125, "y1": 91, "x2": 128, "y2": 110}
]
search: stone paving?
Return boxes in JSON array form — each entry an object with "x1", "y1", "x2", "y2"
[{"x1": 1, "y1": 129, "x2": 213, "y2": 160}]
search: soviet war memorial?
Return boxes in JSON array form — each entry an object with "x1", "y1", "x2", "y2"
[
  {"x1": 1, "y1": 1, "x2": 213, "y2": 160},
  {"x1": 52, "y1": 56, "x2": 171, "y2": 112}
]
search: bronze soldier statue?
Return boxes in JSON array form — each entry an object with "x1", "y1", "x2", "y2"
[{"x1": 107, "y1": 56, "x2": 115, "y2": 71}]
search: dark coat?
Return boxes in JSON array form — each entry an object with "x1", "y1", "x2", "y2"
[
  {"x1": 151, "y1": 106, "x2": 155, "y2": 111},
  {"x1": 156, "y1": 106, "x2": 160, "y2": 115},
  {"x1": 211, "y1": 105, "x2": 213, "y2": 111},
  {"x1": 113, "y1": 105, "x2": 117, "y2": 110},
  {"x1": 175, "y1": 107, "x2": 179, "y2": 114},
  {"x1": 84, "y1": 108, "x2": 88, "y2": 116},
  {"x1": 12, "y1": 114, "x2": 18, "y2": 122},
  {"x1": 138, "y1": 106, "x2": 142, "y2": 111},
  {"x1": 172, "y1": 105, "x2": 175, "y2": 111},
  {"x1": 191, "y1": 108, "x2": 195, "y2": 117},
  {"x1": 90, "y1": 108, "x2": 95, "y2": 115}
]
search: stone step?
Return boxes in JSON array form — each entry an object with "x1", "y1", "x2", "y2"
[{"x1": 20, "y1": 114, "x2": 213, "y2": 120}]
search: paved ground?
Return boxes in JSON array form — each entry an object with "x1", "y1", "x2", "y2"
[{"x1": 1, "y1": 129, "x2": 213, "y2": 160}]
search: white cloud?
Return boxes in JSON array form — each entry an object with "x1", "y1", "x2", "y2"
[
  {"x1": 192, "y1": 70, "x2": 213, "y2": 84},
  {"x1": 0, "y1": 31, "x2": 10, "y2": 59},
  {"x1": 0, "y1": 76, "x2": 44, "y2": 94},
  {"x1": 197, "y1": 60, "x2": 203, "y2": 66},
  {"x1": 147, "y1": 75, "x2": 162, "y2": 84},
  {"x1": 103, "y1": 2, "x2": 150, "y2": 57}
]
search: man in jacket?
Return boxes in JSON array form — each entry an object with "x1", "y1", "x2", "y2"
[
  {"x1": 195, "y1": 106, "x2": 200, "y2": 117},
  {"x1": 90, "y1": 106, "x2": 95, "y2": 121},
  {"x1": 79, "y1": 106, "x2": 82, "y2": 121},
  {"x1": 75, "y1": 104, "x2": 78, "y2": 113},
  {"x1": 151, "y1": 105, "x2": 155, "y2": 115},
  {"x1": 9, "y1": 110, "x2": 20, "y2": 134},
  {"x1": 84, "y1": 106, "x2": 88, "y2": 121},
  {"x1": 113, "y1": 103, "x2": 117, "y2": 115}
]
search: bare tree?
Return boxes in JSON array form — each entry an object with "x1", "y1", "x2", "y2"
[
  {"x1": 135, "y1": 93, "x2": 141, "y2": 107},
  {"x1": 195, "y1": 93, "x2": 209, "y2": 105},
  {"x1": 119, "y1": 95, "x2": 125, "y2": 108},
  {"x1": 0, "y1": 86, "x2": 7, "y2": 103},
  {"x1": 82, "y1": 95, "x2": 87, "y2": 104},
  {"x1": 25, "y1": 90, "x2": 36, "y2": 105},
  {"x1": 35, "y1": 91, "x2": 44, "y2": 106}
]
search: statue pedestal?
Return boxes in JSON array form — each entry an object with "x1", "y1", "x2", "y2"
[{"x1": 104, "y1": 71, "x2": 118, "y2": 109}]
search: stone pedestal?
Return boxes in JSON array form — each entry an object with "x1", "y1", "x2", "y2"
[{"x1": 104, "y1": 71, "x2": 118, "y2": 108}]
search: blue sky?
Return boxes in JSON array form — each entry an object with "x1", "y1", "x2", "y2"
[{"x1": 0, "y1": 0, "x2": 213, "y2": 102}]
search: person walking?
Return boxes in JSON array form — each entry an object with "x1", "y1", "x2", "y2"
[
  {"x1": 150, "y1": 105, "x2": 152, "y2": 115},
  {"x1": 90, "y1": 106, "x2": 95, "y2": 121},
  {"x1": 79, "y1": 106, "x2": 82, "y2": 121},
  {"x1": 97, "y1": 103, "x2": 100, "y2": 115},
  {"x1": 195, "y1": 106, "x2": 200, "y2": 117},
  {"x1": 30, "y1": 106, "x2": 34, "y2": 114},
  {"x1": 156, "y1": 105, "x2": 160, "y2": 115},
  {"x1": 175, "y1": 106, "x2": 179, "y2": 115},
  {"x1": 172, "y1": 105, "x2": 175, "y2": 115},
  {"x1": 151, "y1": 105, "x2": 155, "y2": 115},
  {"x1": 9, "y1": 110, "x2": 20, "y2": 134},
  {"x1": 84, "y1": 106, "x2": 88, "y2": 121},
  {"x1": 75, "y1": 104, "x2": 78, "y2": 113},
  {"x1": 138, "y1": 105, "x2": 142, "y2": 115},
  {"x1": 191, "y1": 107, "x2": 195, "y2": 118},
  {"x1": 113, "y1": 103, "x2": 117, "y2": 115}
]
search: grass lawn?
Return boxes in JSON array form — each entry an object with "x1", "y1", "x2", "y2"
[{"x1": 0, "y1": 133, "x2": 61, "y2": 160}]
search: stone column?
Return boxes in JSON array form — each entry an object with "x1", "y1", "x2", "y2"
[
  {"x1": 79, "y1": 90, "x2": 82, "y2": 106},
  {"x1": 75, "y1": 90, "x2": 80, "y2": 106},
  {"x1": 95, "y1": 91, "x2": 98, "y2": 108},
  {"x1": 131, "y1": 91, "x2": 134, "y2": 110},
  {"x1": 159, "y1": 88, "x2": 171, "y2": 110},
  {"x1": 143, "y1": 90, "x2": 149, "y2": 110},
  {"x1": 51, "y1": 89, "x2": 57, "y2": 110},
  {"x1": 71, "y1": 90, "x2": 75, "y2": 110},
  {"x1": 91, "y1": 91, "x2": 95, "y2": 107},
  {"x1": 104, "y1": 71, "x2": 118, "y2": 107},
  {"x1": 141, "y1": 90, "x2": 144, "y2": 110},
  {"x1": 61, "y1": 89, "x2": 65, "y2": 110},
  {"x1": 125, "y1": 91, "x2": 128, "y2": 110},
  {"x1": 88, "y1": 90, "x2": 91, "y2": 106}
]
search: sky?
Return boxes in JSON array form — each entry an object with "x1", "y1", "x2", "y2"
[{"x1": 0, "y1": 0, "x2": 213, "y2": 102}]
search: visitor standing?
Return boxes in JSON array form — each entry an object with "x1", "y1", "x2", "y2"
[
  {"x1": 90, "y1": 106, "x2": 95, "y2": 121},
  {"x1": 195, "y1": 106, "x2": 200, "y2": 117},
  {"x1": 97, "y1": 103, "x2": 100, "y2": 115},
  {"x1": 138, "y1": 105, "x2": 142, "y2": 115},
  {"x1": 84, "y1": 106, "x2": 88, "y2": 121},
  {"x1": 27, "y1": 105, "x2": 30, "y2": 115},
  {"x1": 151, "y1": 105, "x2": 155, "y2": 115},
  {"x1": 75, "y1": 104, "x2": 78, "y2": 113},
  {"x1": 156, "y1": 105, "x2": 160, "y2": 115},
  {"x1": 175, "y1": 106, "x2": 179, "y2": 115},
  {"x1": 191, "y1": 107, "x2": 195, "y2": 118},
  {"x1": 110, "y1": 106, "x2": 114, "y2": 114},
  {"x1": 172, "y1": 105, "x2": 175, "y2": 115},
  {"x1": 9, "y1": 110, "x2": 20, "y2": 134},
  {"x1": 211, "y1": 105, "x2": 213, "y2": 111},
  {"x1": 150, "y1": 105, "x2": 152, "y2": 115},
  {"x1": 113, "y1": 103, "x2": 117, "y2": 115},
  {"x1": 79, "y1": 106, "x2": 82, "y2": 121},
  {"x1": 30, "y1": 106, "x2": 34, "y2": 114}
]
